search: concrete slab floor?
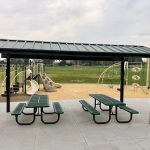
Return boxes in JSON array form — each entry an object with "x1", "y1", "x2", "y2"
[{"x1": 0, "y1": 98, "x2": 150, "y2": 150}]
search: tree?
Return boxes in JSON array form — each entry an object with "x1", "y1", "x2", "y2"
[{"x1": 42, "y1": 59, "x2": 54, "y2": 66}]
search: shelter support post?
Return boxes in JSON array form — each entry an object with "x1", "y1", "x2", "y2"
[
  {"x1": 24, "y1": 65, "x2": 26, "y2": 94},
  {"x1": 146, "y1": 58, "x2": 150, "y2": 87},
  {"x1": 6, "y1": 56, "x2": 10, "y2": 112},
  {"x1": 22, "y1": 65, "x2": 24, "y2": 92},
  {"x1": 15, "y1": 64, "x2": 17, "y2": 84},
  {"x1": 120, "y1": 59, "x2": 125, "y2": 102},
  {"x1": 38, "y1": 64, "x2": 40, "y2": 85},
  {"x1": 43, "y1": 65, "x2": 45, "y2": 73},
  {"x1": 29, "y1": 60, "x2": 32, "y2": 69}
]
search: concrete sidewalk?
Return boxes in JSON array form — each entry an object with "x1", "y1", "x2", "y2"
[{"x1": 0, "y1": 98, "x2": 150, "y2": 150}]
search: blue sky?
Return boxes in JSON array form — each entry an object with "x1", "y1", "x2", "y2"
[{"x1": 0, "y1": 0, "x2": 150, "y2": 59}]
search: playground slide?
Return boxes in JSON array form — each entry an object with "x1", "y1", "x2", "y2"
[
  {"x1": 26, "y1": 69, "x2": 39, "y2": 95},
  {"x1": 43, "y1": 74, "x2": 62, "y2": 88},
  {"x1": 26, "y1": 80, "x2": 39, "y2": 95},
  {"x1": 26, "y1": 69, "x2": 32, "y2": 79},
  {"x1": 39, "y1": 73, "x2": 57, "y2": 92}
]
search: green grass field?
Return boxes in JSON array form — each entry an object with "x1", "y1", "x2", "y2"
[
  {"x1": 45, "y1": 65, "x2": 147, "y2": 85},
  {"x1": 45, "y1": 66, "x2": 107, "y2": 83},
  {"x1": 0, "y1": 65, "x2": 148, "y2": 86}
]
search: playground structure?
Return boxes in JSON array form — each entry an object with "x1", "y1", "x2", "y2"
[
  {"x1": 128, "y1": 62, "x2": 143, "y2": 90},
  {"x1": 29, "y1": 59, "x2": 61, "y2": 93},
  {"x1": 0, "y1": 64, "x2": 21, "y2": 87},
  {"x1": 98, "y1": 63, "x2": 121, "y2": 85},
  {"x1": 0, "y1": 59, "x2": 62, "y2": 96},
  {"x1": 1, "y1": 58, "x2": 150, "y2": 97},
  {"x1": 97, "y1": 59, "x2": 150, "y2": 94},
  {"x1": 0, "y1": 64, "x2": 27, "y2": 96}
]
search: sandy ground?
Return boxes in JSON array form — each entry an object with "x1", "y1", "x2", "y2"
[
  {"x1": 39, "y1": 84, "x2": 150, "y2": 100},
  {"x1": 0, "y1": 84, "x2": 150, "y2": 102}
]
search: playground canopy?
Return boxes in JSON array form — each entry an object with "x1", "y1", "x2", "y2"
[{"x1": 0, "y1": 39, "x2": 150, "y2": 113}]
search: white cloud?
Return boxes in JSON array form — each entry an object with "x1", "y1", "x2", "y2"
[{"x1": 0, "y1": 0, "x2": 150, "y2": 47}]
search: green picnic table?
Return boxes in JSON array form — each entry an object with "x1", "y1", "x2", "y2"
[
  {"x1": 11, "y1": 94, "x2": 64, "y2": 125},
  {"x1": 79, "y1": 94, "x2": 139, "y2": 124}
]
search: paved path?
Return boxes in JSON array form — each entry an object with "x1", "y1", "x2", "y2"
[{"x1": 0, "y1": 98, "x2": 150, "y2": 150}]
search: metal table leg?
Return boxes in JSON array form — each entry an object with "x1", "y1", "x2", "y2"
[{"x1": 93, "y1": 106, "x2": 112, "y2": 124}]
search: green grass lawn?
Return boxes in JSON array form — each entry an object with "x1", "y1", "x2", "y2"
[
  {"x1": 45, "y1": 65, "x2": 147, "y2": 85},
  {"x1": 0, "y1": 65, "x2": 148, "y2": 86}
]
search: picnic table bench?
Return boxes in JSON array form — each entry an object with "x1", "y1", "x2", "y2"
[
  {"x1": 79, "y1": 94, "x2": 139, "y2": 124},
  {"x1": 116, "y1": 105, "x2": 139, "y2": 123},
  {"x1": 41, "y1": 102, "x2": 64, "y2": 124},
  {"x1": 79, "y1": 100, "x2": 100, "y2": 115},
  {"x1": 11, "y1": 103, "x2": 26, "y2": 116},
  {"x1": 11, "y1": 94, "x2": 64, "y2": 125}
]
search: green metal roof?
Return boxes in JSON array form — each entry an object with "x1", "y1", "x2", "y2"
[{"x1": 0, "y1": 39, "x2": 150, "y2": 60}]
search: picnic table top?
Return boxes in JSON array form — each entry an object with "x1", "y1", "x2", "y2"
[
  {"x1": 26, "y1": 94, "x2": 49, "y2": 108},
  {"x1": 89, "y1": 94, "x2": 126, "y2": 106}
]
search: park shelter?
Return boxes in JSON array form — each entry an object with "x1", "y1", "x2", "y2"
[{"x1": 0, "y1": 39, "x2": 150, "y2": 112}]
